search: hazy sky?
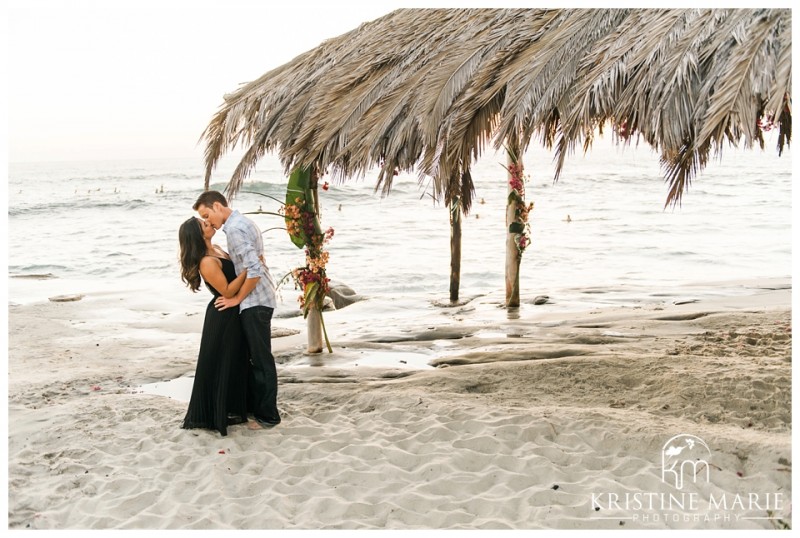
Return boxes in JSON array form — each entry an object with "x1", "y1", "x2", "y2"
[
  {"x1": 6, "y1": 0, "x2": 430, "y2": 163},
  {"x1": 6, "y1": 1, "x2": 786, "y2": 164}
]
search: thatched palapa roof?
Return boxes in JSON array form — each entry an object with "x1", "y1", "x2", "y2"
[{"x1": 202, "y1": 8, "x2": 791, "y2": 210}]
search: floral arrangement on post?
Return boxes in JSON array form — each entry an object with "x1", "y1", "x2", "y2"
[
  {"x1": 504, "y1": 159, "x2": 535, "y2": 255},
  {"x1": 282, "y1": 166, "x2": 334, "y2": 353},
  {"x1": 286, "y1": 203, "x2": 334, "y2": 315}
]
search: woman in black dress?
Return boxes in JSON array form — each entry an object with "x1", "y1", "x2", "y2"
[{"x1": 178, "y1": 217, "x2": 256, "y2": 436}]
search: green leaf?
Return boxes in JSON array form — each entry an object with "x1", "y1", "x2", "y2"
[
  {"x1": 508, "y1": 222, "x2": 525, "y2": 234},
  {"x1": 285, "y1": 166, "x2": 323, "y2": 249},
  {"x1": 285, "y1": 167, "x2": 311, "y2": 249},
  {"x1": 319, "y1": 309, "x2": 333, "y2": 353},
  {"x1": 302, "y1": 281, "x2": 320, "y2": 318}
]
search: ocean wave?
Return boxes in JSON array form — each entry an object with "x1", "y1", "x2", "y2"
[
  {"x1": 110, "y1": 263, "x2": 174, "y2": 278},
  {"x1": 228, "y1": 182, "x2": 290, "y2": 196},
  {"x1": 69, "y1": 172, "x2": 199, "y2": 182},
  {"x1": 9, "y1": 198, "x2": 152, "y2": 217},
  {"x1": 9, "y1": 273, "x2": 58, "y2": 280},
  {"x1": 9, "y1": 265, "x2": 69, "y2": 276}
]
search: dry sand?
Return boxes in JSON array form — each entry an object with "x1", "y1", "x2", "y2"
[{"x1": 6, "y1": 280, "x2": 792, "y2": 530}]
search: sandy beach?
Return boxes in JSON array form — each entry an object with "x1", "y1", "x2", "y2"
[
  {"x1": 6, "y1": 278, "x2": 792, "y2": 530},
  {"x1": 6, "y1": 2, "x2": 793, "y2": 533}
]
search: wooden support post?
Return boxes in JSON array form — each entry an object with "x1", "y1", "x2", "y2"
[
  {"x1": 449, "y1": 198, "x2": 462, "y2": 303},
  {"x1": 505, "y1": 143, "x2": 521, "y2": 308},
  {"x1": 307, "y1": 167, "x2": 324, "y2": 354},
  {"x1": 306, "y1": 305, "x2": 323, "y2": 354}
]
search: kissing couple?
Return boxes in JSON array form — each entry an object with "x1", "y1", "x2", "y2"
[{"x1": 177, "y1": 190, "x2": 282, "y2": 436}]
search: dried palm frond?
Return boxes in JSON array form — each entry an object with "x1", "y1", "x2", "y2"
[{"x1": 202, "y1": 8, "x2": 791, "y2": 211}]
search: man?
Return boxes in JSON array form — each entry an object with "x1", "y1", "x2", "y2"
[{"x1": 193, "y1": 190, "x2": 281, "y2": 427}]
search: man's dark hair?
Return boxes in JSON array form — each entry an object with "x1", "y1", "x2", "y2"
[{"x1": 193, "y1": 190, "x2": 228, "y2": 210}]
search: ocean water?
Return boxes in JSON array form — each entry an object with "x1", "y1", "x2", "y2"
[{"x1": 7, "y1": 135, "x2": 792, "y2": 316}]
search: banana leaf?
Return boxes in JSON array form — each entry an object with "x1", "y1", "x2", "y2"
[
  {"x1": 508, "y1": 222, "x2": 526, "y2": 234},
  {"x1": 285, "y1": 166, "x2": 322, "y2": 249},
  {"x1": 302, "y1": 281, "x2": 320, "y2": 318}
]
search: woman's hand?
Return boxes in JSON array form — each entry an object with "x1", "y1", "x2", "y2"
[{"x1": 214, "y1": 294, "x2": 241, "y2": 311}]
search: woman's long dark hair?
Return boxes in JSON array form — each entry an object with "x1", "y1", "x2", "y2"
[{"x1": 179, "y1": 217, "x2": 205, "y2": 292}]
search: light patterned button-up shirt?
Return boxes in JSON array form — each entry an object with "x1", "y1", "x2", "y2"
[{"x1": 223, "y1": 209, "x2": 277, "y2": 311}]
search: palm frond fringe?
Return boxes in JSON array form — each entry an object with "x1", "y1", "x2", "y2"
[{"x1": 202, "y1": 8, "x2": 791, "y2": 210}]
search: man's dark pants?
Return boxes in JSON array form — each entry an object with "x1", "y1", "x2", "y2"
[{"x1": 240, "y1": 306, "x2": 280, "y2": 424}]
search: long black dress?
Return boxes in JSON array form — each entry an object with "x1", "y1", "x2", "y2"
[{"x1": 182, "y1": 257, "x2": 248, "y2": 436}]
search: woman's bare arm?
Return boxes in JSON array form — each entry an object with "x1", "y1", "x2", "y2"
[{"x1": 199, "y1": 257, "x2": 247, "y2": 298}]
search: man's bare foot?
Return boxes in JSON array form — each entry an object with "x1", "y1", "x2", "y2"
[{"x1": 246, "y1": 420, "x2": 263, "y2": 430}]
